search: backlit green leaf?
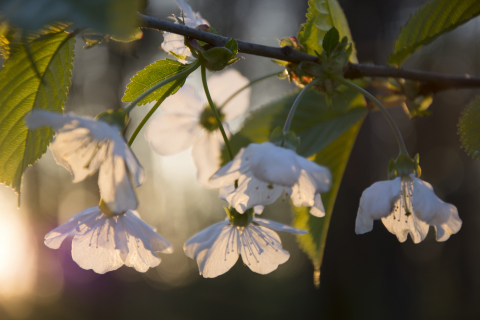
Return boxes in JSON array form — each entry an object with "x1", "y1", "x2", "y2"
[
  {"x1": 0, "y1": 24, "x2": 75, "y2": 194},
  {"x1": 293, "y1": 119, "x2": 364, "y2": 272},
  {"x1": 298, "y1": 0, "x2": 357, "y2": 63},
  {"x1": 122, "y1": 59, "x2": 190, "y2": 106},
  {"x1": 389, "y1": 0, "x2": 480, "y2": 65},
  {"x1": 226, "y1": 88, "x2": 366, "y2": 160},
  {"x1": 458, "y1": 95, "x2": 480, "y2": 159}
]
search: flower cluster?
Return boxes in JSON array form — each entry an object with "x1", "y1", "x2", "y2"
[{"x1": 22, "y1": 0, "x2": 462, "y2": 281}]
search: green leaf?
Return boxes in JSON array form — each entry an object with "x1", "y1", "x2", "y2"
[
  {"x1": 298, "y1": 0, "x2": 358, "y2": 63},
  {"x1": 389, "y1": 0, "x2": 480, "y2": 65},
  {"x1": 0, "y1": 24, "x2": 75, "y2": 194},
  {"x1": 458, "y1": 95, "x2": 480, "y2": 159},
  {"x1": 322, "y1": 27, "x2": 339, "y2": 56},
  {"x1": 226, "y1": 88, "x2": 366, "y2": 160},
  {"x1": 293, "y1": 118, "x2": 364, "y2": 271},
  {"x1": 0, "y1": 0, "x2": 140, "y2": 37},
  {"x1": 122, "y1": 59, "x2": 190, "y2": 106}
]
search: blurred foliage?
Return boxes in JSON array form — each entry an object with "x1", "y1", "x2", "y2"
[
  {"x1": 389, "y1": 0, "x2": 480, "y2": 65},
  {"x1": 458, "y1": 95, "x2": 480, "y2": 159},
  {"x1": 0, "y1": 0, "x2": 141, "y2": 38},
  {"x1": 0, "y1": 24, "x2": 75, "y2": 195}
]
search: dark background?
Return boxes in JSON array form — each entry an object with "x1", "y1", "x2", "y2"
[{"x1": 1, "y1": 0, "x2": 479, "y2": 319}]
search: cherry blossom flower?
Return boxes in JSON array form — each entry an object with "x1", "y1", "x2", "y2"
[
  {"x1": 355, "y1": 175, "x2": 462, "y2": 243},
  {"x1": 26, "y1": 110, "x2": 144, "y2": 214},
  {"x1": 45, "y1": 206, "x2": 173, "y2": 274},
  {"x1": 184, "y1": 208, "x2": 306, "y2": 278},
  {"x1": 145, "y1": 69, "x2": 251, "y2": 187},
  {"x1": 161, "y1": 0, "x2": 209, "y2": 63},
  {"x1": 209, "y1": 142, "x2": 332, "y2": 217}
]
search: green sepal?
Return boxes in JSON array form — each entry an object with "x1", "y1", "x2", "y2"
[
  {"x1": 225, "y1": 206, "x2": 253, "y2": 227},
  {"x1": 95, "y1": 109, "x2": 129, "y2": 132},
  {"x1": 284, "y1": 130, "x2": 301, "y2": 151},
  {"x1": 413, "y1": 153, "x2": 421, "y2": 177},
  {"x1": 394, "y1": 153, "x2": 416, "y2": 177},
  {"x1": 269, "y1": 127, "x2": 284, "y2": 145},
  {"x1": 322, "y1": 27, "x2": 339, "y2": 57},
  {"x1": 268, "y1": 127, "x2": 300, "y2": 151},
  {"x1": 387, "y1": 158, "x2": 397, "y2": 180}
]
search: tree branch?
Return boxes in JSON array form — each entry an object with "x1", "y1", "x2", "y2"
[{"x1": 139, "y1": 13, "x2": 480, "y2": 93}]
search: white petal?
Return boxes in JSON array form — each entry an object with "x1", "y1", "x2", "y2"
[
  {"x1": 434, "y1": 209, "x2": 462, "y2": 241},
  {"x1": 208, "y1": 69, "x2": 251, "y2": 121},
  {"x1": 296, "y1": 156, "x2": 332, "y2": 193},
  {"x1": 253, "y1": 206, "x2": 264, "y2": 215},
  {"x1": 49, "y1": 129, "x2": 105, "y2": 182},
  {"x1": 381, "y1": 208, "x2": 430, "y2": 244},
  {"x1": 44, "y1": 207, "x2": 100, "y2": 249},
  {"x1": 159, "y1": 86, "x2": 204, "y2": 115},
  {"x1": 117, "y1": 213, "x2": 168, "y2": 272},
  {"x1": 289, "y1": 171, "x2": 317, "y2": 208},
  {"x1": 185, "y1": 222, "x2": 240, "y2": 278},
  {"x1": 253, "y1": 217, "x2": 307, "y2": 234},
  {"x1": 184, "y1": 220, "x2": 229, "y2": 259},
  {"x1": 71, "y1": 216, "x2": 124, "y2": 274},
  {"x1": 98, "y1": 152, "x2": 138, "y2": 214},
  {"x1": 219, "y1": 185, "x2": 235, "y2": 202},
  {"x1": 249, "y1": 142, "x2": 301, "y2": 186},
  {"x1": 309, "y1": 193, "x2": 326, "y2": 217},
  {"x1": 124, "y1": 211, "x2": 173, "y2": 254},
  {"x1": 145, "y1": 114, "x2": 202, "y2": 156},
  {"x1": 412, "y1": 178, "x2": 457, "y2": 225},
  {"x1": 161, "y1": 33, "x2": 192, "y2": 63},
  {"x1": 192, "y1": 130, "x2": 224, "y2": 187},
  {"x1": 208, "y1": 145, "x2": 254, "y2": 188},
  {"x1": 355, "y1": 178, "x2": 401, "y2": 234},
  {"x1": 228, "y1": 173, "x2": 283, "y2": 213},
  {"x1": 239, "y1": 225, "x2": 289, "y2": 274}
]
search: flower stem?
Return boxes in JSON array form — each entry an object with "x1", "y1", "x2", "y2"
[
  {"x1": 218, "y1": 70, "x2": 282, "y2": 109},
  {"x1": 124, "y1": 60, "x2": 201, "y2": 114},
  {"x1": 331, "y1": 74, "x2": 409, "y2": 156},
  {"x1": 128, "y1": 78, "x2": 185, "y2": 146},
  {"x1": 200, "y1": 62, "x2": 234, "y2": 161},
  {"x1": 283, "y1": 78, "x2": 319, "y2": 135}
]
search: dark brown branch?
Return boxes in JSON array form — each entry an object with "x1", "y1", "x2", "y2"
[{"x1": 139, "y1": 13, "x2": 480, "y2": 93}]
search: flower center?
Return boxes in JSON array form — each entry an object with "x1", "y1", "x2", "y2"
[
  {"x1": 393, "y1": 178, "x2": 414, "y2": 222},
  {"x1": 200, "y1": 106, "x2": 224, "y2": 132},
  {"x1": 225, "y1": 206, "x2": 253, "y2": 227}
]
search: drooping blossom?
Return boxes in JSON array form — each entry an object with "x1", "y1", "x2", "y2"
[
  {"x1": 184, "y1": 207, "x2": 306, "y2": 278},
  {"x1": 145, "y1": 69, "x2": 251, "y2": 187},
  {"x1": 355, "y1": 175, "x2": 462, "y2": 243},
  {"x1": 45, "y1": 206, "x2": 173, "y2": 274},
  {"x1": 209, "y1": 142, "x2": 332, "y2": 217},
  {"x1": 26, "y1": 110, "x2": 144, "y2": 214},
  {"x1": 161, "y1": 0, "x2": 209, "y2": 63}
]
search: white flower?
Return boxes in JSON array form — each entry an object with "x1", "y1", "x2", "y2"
[
  {"x1": 145, "y1": 69, "x2": 251, "y2": 187},
  {"x1": 45, "y1": 206, "x2": 173, "y2": 274},
  {"x1": 355, "y1": 176, "x2": 462, "y2": 243},
  {"x1": 209, "y1": 142, "x2": 332, "y2": 217},
  {"x1": 184, "y1": 214, "x2": 306, "y2": 278},
  {"x1": 161, "y1": 0, "x2": 209, "y2": 63},
  {"x1": 26, "y1": 110, "x2": 144, "y2": 214}
]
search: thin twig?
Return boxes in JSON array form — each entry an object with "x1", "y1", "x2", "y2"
[{"x1": 139, "y1": 13, "x2": 480, "y2": 93}]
